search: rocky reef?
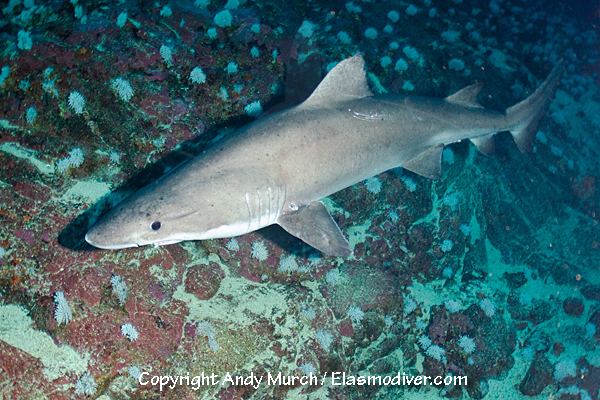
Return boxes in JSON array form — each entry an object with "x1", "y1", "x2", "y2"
[{"x1": 0, "y1": 0, "x2": 598, "y2": 399}]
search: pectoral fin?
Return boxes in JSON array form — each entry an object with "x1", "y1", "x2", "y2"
[
  {"x1": 277, "y1": 201, "x2": 351, "y2": 257},
  {"x1": 403, "y1": 145, "x2": 443, "y2": 179}
]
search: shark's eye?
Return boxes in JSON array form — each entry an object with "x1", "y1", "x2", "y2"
[{"x1": 150, "y1": 221, "x2": 162, "y2": 231}]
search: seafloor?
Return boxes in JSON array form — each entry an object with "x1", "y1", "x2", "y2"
[{"x1": 0, "y1": 0, "x2": 599, "y2": 399}]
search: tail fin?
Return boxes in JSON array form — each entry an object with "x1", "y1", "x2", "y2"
[{"x1": 506, "y1": 63, "x2": 563, "y2": 152}]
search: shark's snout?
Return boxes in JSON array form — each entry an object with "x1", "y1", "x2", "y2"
[{"x1": 85, "y1": 227, "x2": 138, "y2": 250}]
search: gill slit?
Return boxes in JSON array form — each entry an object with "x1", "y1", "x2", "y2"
[
  {"x1": 256, "y1": 188, "x2": 262, "y2": 228},
  {"x1": 283, "y1": 185, "x2": 287, "y2": 216},
  {"x1": 245, "y1": 192, "x2": 252, "y2": 233},
  {"x1": 267, "y1": 186, "x2": 273, "y2": 224}
]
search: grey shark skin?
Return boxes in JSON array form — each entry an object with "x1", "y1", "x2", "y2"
[{"x1": 85, "y1": 55, "x2": 562, "y2": 256}]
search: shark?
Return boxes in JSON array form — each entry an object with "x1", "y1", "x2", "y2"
[{"x1": 85, "y1": 55, "x2": 562, "y2": 256}]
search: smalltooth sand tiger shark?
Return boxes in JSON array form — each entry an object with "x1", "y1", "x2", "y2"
[{"x1": 85, "y1": 55, "x2": 562, "y2": 256}]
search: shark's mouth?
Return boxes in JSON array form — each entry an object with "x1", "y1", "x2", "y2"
[
  {"x1": 85, "y1": 233, "x2": 139, "y2": 250},
  {"x1": 153, "y1": 239, "x2": 183, "y2": 246},
  {"x1": 85, "y1": 233, "x2": 185, "y2": 249}
]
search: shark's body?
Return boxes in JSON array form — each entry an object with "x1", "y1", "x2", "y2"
[{"x1": 85, "y1": 55, "x2": 562, "y2": 256}]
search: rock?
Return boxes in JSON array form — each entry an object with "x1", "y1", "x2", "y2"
[
  {"x1": 184, "y1": 262, "x2": 225, "y2": 300},
  {"x1": 581, "y1": 285, "x2": 600, "y2": 301},
  {"x1": 338, "y1": 319, "x2": 354, "y2": 337},
  {"x1": 519, "y1": 353, "x2": 553, "y2": 396},
  {"x1": 503, "y1": 271, "x2": 527, "y2": 289},
  {"x1": 589, "y1": 310, "x2": 600, "y2": 339},
  {"x1": 577, "y1": 359, "x2": 600, "y2": 400},
  {"x1": 562, "y1": 297, "x2": 584, "y2": 316},
  {"x1": 553, "y1": 342, "x2": 565, "y2": 356},
  {"x1": 507, "y1": 293, "x2": 554, "y2": 324},
  {"x1": 463, "y1": 305, "x2": 516, "y2": 399}
]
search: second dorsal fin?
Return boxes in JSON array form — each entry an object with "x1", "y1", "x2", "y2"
[
  {"x1": 301, "y1": 55, "x2": 373, "y2": 108},
  {"x1": 446, "y1": 82, "x2": 484, "y2": 108}
]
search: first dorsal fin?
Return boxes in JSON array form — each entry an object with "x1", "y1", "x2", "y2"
[
  {"x1": 301, "y1": 55, "x2": 373, "y2": 107},
  {"x1": 446, "y1": 82, "x2": 484, "y2": 108}
]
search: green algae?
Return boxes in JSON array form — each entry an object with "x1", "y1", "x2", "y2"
[
  {"x1": 0, "y1": 119, "x2": 19, "y2": 130},
  {"x1": 169, "y1": 252, "x2": 332, "y2": 397},
  {"x1": 172, "y1": 255, "x2": 290, "y2": 328},
  {"x1": 149, "y1": 263, "x2": 180, "y2": 288},
  {"x1": 328, "y1": 263, "x2": 392, "y2": 315},
  {"x1": 466, "y1": 212, "x2": 482, "y2": 245},
  {"x1": 61, "y1": 179, "x2": 111, "y2": 204},
  {"x1": 0, "y1": 304, "x2": 89, "y2": 380},
  {"x1": 321, "y1": 196, "x2": 350, "y2": 218},
  {"x1": 345, "y1": 219, "x2": 372, "y2": 252},
  {"x1": 412, "y1": 182, "x2": 441, "y2": 226},
  {"x1": 0, "y1": 142, "x2": 55, "y2": 175}
]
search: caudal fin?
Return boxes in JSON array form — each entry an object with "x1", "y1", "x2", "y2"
[{"x1": 506, "y1": 63, "x2": 563, "y2": 152}]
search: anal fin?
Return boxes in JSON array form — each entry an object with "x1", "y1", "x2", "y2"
[
  {"x1": 509, "y1": 112, "x2": 544, "y2": 153},
  {"x1": 403, "y1": 145, "x2": 443, "y2": 179},
  {"x1": 471, "y1": 135, "x2": 496, "y2": 155},
  {"x1": 277, "y1": 201, "x2": 351, "y2": 257}
]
